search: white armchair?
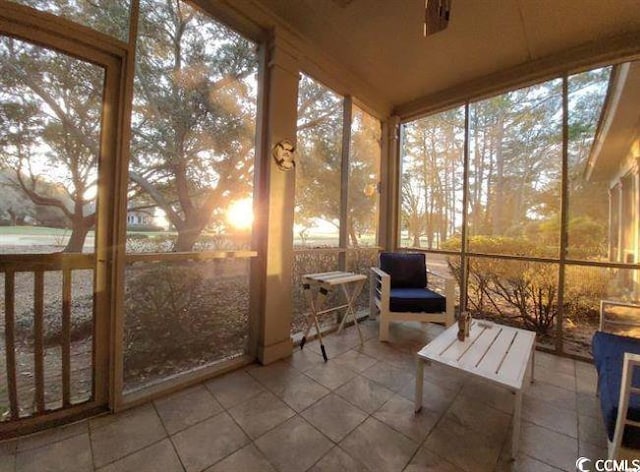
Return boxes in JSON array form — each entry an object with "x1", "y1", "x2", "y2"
[{"x1": 369, "y1": 252, "x2": 455, "y2": 342}]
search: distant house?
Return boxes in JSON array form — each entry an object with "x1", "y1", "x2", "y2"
[
  {"x1": 126, "y1": 196, "x2": 156, "y2": 227},
  {"x1": 126, "y1": 208, "x2": 154, "y2": 226},
  {"x1": 586, "y1": 62, "x2": 640, "y2": 298}
]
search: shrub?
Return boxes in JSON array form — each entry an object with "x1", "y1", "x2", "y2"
[
  {"x1": 445, "y1": 236, "x2": 558, "y2": 335},
  {"x1": 127, "y1": 223, "x2": 165, "y2": 232},
  {"x1": 444, "y1": 234, "x2": 614, "y2": 336},
  {"x1": 123, "y1": 261, "x2": 249, "y2": 378},
  {"x1": 126, "y1": 233, "x2": 149, "y2": 240}
]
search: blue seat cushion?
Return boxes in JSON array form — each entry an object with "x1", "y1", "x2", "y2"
[
  {"x1": 389, "y1": 288, "x2": 446, "y2": 313},
  {"x1": 592, "y1": 331, "x2": 640, "y2": 448},
  {"x1": 380, "y1": 252, "x2": 427, "y2": 289}
]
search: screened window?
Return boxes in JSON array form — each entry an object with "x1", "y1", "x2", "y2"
[
  {"x1": 123, "y1": 0, "x2": 258, "y2": 391},
  {"x1": 567, "y1": 67, "x2": 610, "y2": 261},
  {"x1": 127, "y1": 0, "x2": 258, "y2": 253},
  {"x1": 468, "y1": 80, "x2": 563, "y2": 256},
  {"x1": 400, "y1": 107, "x2": 465, "y2": 250},
  {"x1": 294, "y1": 74, "x2": 344, "y2": 248},
  {"x1": 398, "y1": 62, "x2": 640, "y2": 359},
  {"x1": 0, "y1": 36, "x2": 104, "y2": 254},
  {"x1": 348, "y1": 105, "x2": 381, "y2": 248}
]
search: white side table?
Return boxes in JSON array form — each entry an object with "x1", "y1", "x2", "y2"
[{"x1": 301, "y1": 271, "x2": 367, "y2": 361}]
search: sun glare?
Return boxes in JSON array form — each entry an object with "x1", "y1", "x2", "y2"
[{"x1": 226, "y1": 198, "x2": 254, "y2": 230}]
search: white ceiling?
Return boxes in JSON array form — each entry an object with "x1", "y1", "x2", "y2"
[{"x1": 252, "y1": 0, "x2": 640, "y2": 110}]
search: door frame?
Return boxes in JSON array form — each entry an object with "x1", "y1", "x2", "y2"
[{"x1": 0, "y1": 1, "x2": 131, "y2": 435}]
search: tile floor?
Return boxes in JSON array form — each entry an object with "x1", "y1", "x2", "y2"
[{"x1": 0, "y1": 319, "x2": 611, "y2": 472}]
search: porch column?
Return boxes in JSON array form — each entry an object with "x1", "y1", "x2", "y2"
[
  {"x1": 633, "y1": 157, "x2": 640, "y2": 300},
  {"x1": 253, "y1": 30, "x2": 300, "y2": 364}
]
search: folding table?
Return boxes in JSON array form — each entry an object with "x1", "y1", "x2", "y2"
[{"x1": 300, "y1": 271, "x2": 366, "y2": 361}]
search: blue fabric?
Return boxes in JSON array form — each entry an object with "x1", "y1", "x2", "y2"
[
  {"x1": 380, "y1": 252, "x2": 427, "y2": 289},
  {"x1": 389, "y1": 288, "x2": 446, "y2": 313},
  {"x1": 592, "y1": 331, "x2": 640, "y2": 448}
]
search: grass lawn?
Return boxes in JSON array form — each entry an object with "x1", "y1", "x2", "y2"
[
  {"x1": 0, "y1": 226, "x2": 171, "y2": 238},
  {"x1": 0, "y1": 225, "x2": 76, "y2": 235}
]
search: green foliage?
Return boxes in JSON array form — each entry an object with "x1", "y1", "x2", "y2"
[
  {"x1": 0, "y1": 34, "x2": 102, "y2": 251},
  {"x1": 564, "y1": 265, "x2": 608, "y2": 323},
  {"x1": 535, "y1": 215, "x2": 606, "y2": 255},
  {"x1": 445, "y1": 234, "x2": 611, "y2": 336},
  {"x1": 13, "y1": 0, "x2": 130, "y2": 40},
  {"x1": 123, "y1": 262, "x2": 249, "y2": 377},
  {"x1": 126, "y1": 233, "x2": 150, "y2": 240},
  {"x1": 294, "y1": 75, "x2": 343, "y2": 237},
  {"x1": 401, "y1": 68, "x2": 611, "y2": 254},
  {"x1": 129, "y1": 0, "x2": 258, "y2": 251}
]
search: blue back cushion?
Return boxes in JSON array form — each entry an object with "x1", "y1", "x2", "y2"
[{"x1": 380, "y1": 252, "x2": 427, "y2": 289}]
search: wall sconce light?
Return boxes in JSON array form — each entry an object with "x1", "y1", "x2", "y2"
[{"x1": 273, "y1": 139, "x2": 296, "y2": 171}]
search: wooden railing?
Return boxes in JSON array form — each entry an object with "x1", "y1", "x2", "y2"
[
  {"x1": 124, "y1": 250, "x2": 257, "y2": 264},
  {"x1": 0, "y1": 253, "x2": 94, "y2": 421}
]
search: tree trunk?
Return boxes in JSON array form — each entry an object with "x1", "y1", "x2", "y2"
[
  {"x1": 64, "y1": 221, "x2": 91, "y2": 252},
  {"x1": 174, "y1": 226, "x2": 202, "y2": 252},
  {"x1": 7, "y1": 209, "x2": 17, "y2": 226},
  {"x1": 492, "y1": 113, "x2": 505, "y2": 235},
  {"x1": 348, "y1": 223, "x2": 359, "y2": 247}
]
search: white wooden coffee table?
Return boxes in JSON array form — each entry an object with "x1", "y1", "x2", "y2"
[{"x1": 415, "y1": 320, "x2": 535, "y2": 458}]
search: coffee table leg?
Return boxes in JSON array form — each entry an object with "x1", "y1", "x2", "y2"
[
  {"x1": 512, "y1": 389, "x2": 522, "y2": 458},
  {"x1": 415, "y1": 359, "x2": 424, "y2": 413}
]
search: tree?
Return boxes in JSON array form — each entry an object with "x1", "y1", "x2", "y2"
[
  {"x1": 0, "y1": 171, "x2": 35, "y2": 225},
  {"x1": 400, "y1": 175, "x2": 425, "y2": 247},
  {"x1": 128, "y1": 0, "x2": 258, "y2": 251},
  {"x1": 294, "y1": 74, "x2": 343, "y2": 244},
  {"x1": 9, "y1": 0, "x2": 130, "y2": 40},
  {"x1": 0, "y1": 0, "x2": 258, "y2": 253},
  {"x1": 401, "y1": 108, "x2": 464, "y2": 248},
  {"x1": 346, "y1": 108, "x2": 381, "y2": 247},
  {"x1": 0, "y1": 36, "x2": 103, "y2": 251},
  {"x1": 466, "y1": 83, "x2": 564, "y2": 241},
  {"x1": 566, "y1": 67, "x2": 611, "y2": 259}
]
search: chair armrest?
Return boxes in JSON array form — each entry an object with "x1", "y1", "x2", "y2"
[
  {"x1": 370, "y1": 267, "x2": 390, "y2": 318},
  {"x1": 600, "y1": 300, "x2": 640, "y2": 332},
  {"x1": 611, "y1": 352, "x2": 640, "y2": 458},
  {"x1": 370, "y1": 267, "x2": 391, "y2": 296},
  {"x1": 371, "y1": 266, "x2": 390, "y2": 281}
]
